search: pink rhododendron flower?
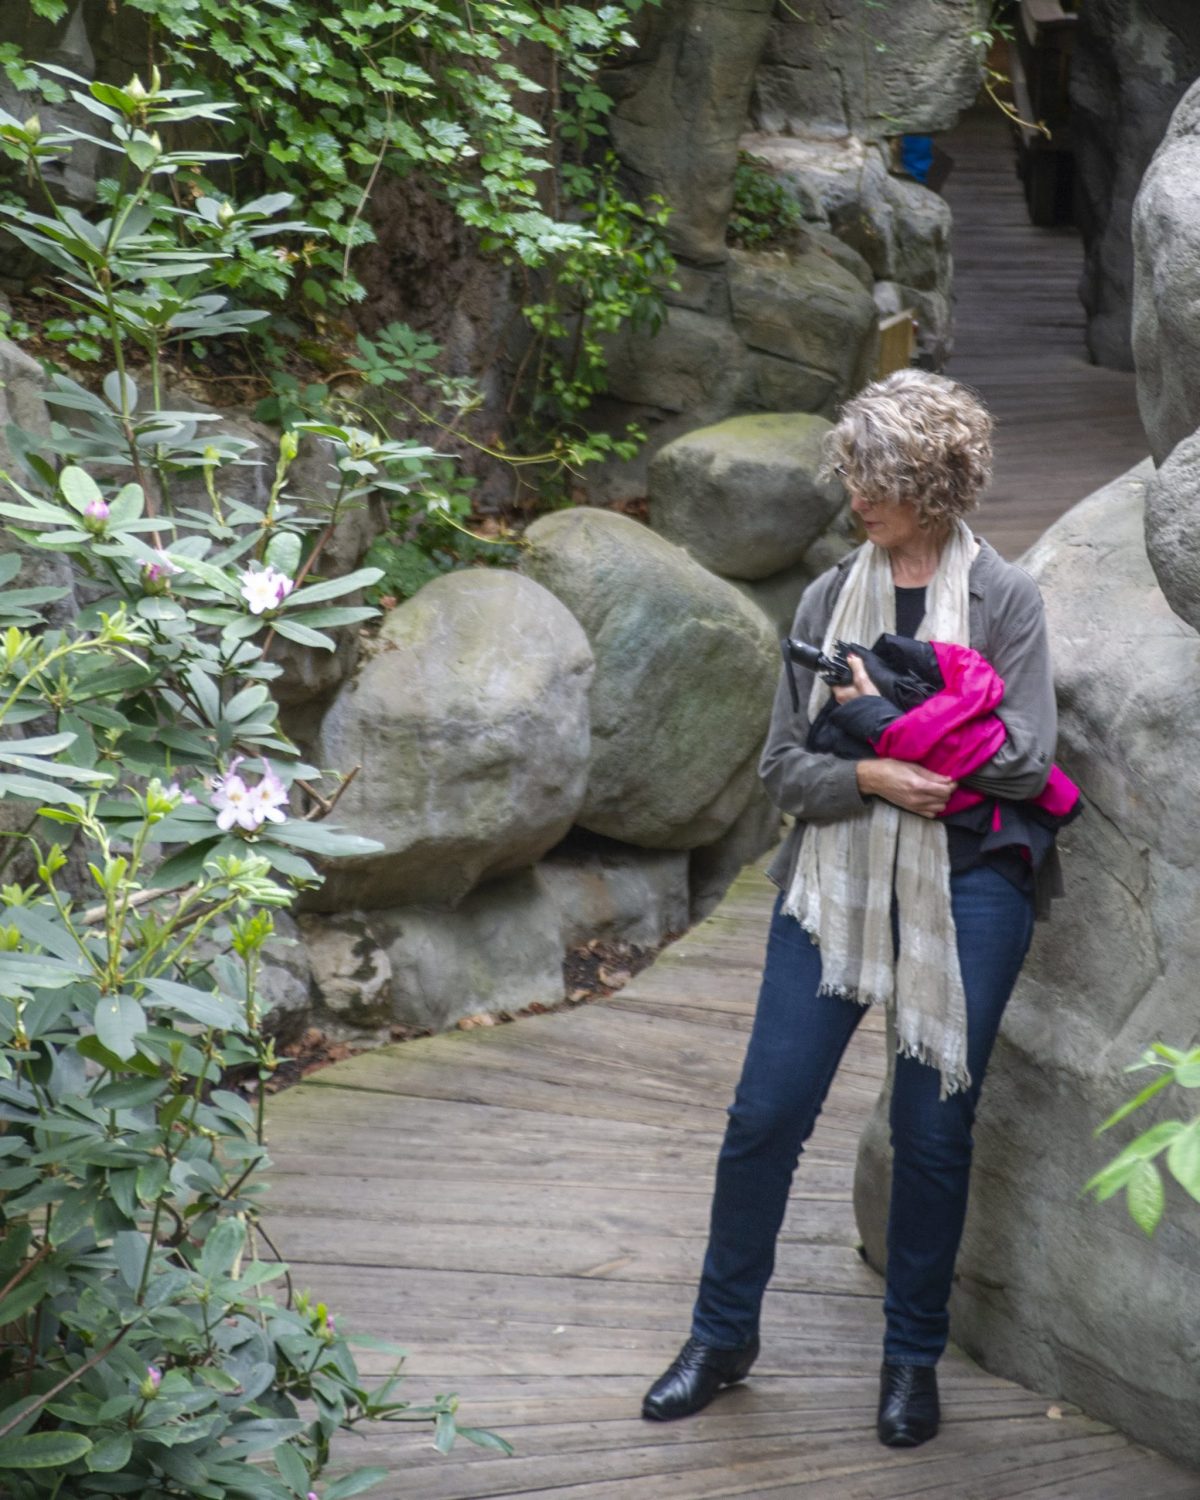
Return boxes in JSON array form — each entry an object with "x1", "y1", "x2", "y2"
[
  {"x1": 83, "y1": 497, "x2": 109, "y2": 530},
  {"x1": 239, "y1": 564, "x2": 294, "y2": 615},
  {"x1": 211, "y1": 758, "x2": 288, "y2": 833}
]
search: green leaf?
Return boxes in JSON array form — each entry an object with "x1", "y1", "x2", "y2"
[
  {"x1": 1095, "y1": 1071, "x2": 1174, "y2": 1134},
  {"x1": 0, "y1": 1431, "x2": 92, "y2": 1469},
  {"x1": 85, "y1": 1431, "x2": 132, "y2": 1473},
  {"x1": 323, "y1": 1468, "x2": 390, "y2": 1500},
  {"x1": 1166, "y1": 1117, "x2": 1200, "y2": 1202},
  {"x1": 94, "y1": 993, "x2": 147, "y2": 1061},
  {"x1": 271, "y1": 617, "x2": 334, "y2": 650},
  {"x1": 58, "y1": 465, "x2": 103, "y2": 513},
  {"x1": 266, "y1": 530, "x2": 303, "y2": 577},
  {"x1": 270, "y1": 821, "x2": 382, "y2": 857},
  {"x1": 272, "y1": 1440, "x2": 310, "y2": 1496},
  {"x1": 1126, "y1": 1158, "x2": 1165, "y2": 1236},
  {"x1": 0, "y1": 1272, "x2": 48, "y2": 1326},
  {"x1": 48, "y1": 1184, "x2": 97, "y2": 1245},
  {"x1": 284, "y1": 567, "x2": 383, "y2": 607},
  {"x1": 1174, "y1": 1055, "x2": 1200, "y2": 1088},
  {"x1": 113, "y1": 1229, "x2": 148, "y2": 1290},
  {"x1": 199, "y1": 1214, "x2": 245, "y2": 1276},
  {"x1": 457, "y1": 1426, "x2": 515, "y2": 1455},
  {"x1": 141, "y1": 976, "x2": 242, "y2": 1030}
]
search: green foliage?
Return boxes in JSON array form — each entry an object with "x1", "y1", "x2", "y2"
[
  {"x1": 0, "y1": 78, "x2": 507, "y2": 1497},
  {"x1": 1085, "y1": 1043, "x2": 1200, "y2": 1237},
  {"x1": 727, "y1": 152, "x2": 804, "y2": 251}
]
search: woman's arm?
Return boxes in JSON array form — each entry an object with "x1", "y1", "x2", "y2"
[{"x1": 963, "y1": 566, "x2": 1057, "y2": 801}]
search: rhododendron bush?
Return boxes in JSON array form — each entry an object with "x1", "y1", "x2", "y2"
[{"x1": 0, "y1": 72, "x2": 506, "y2": 1498}]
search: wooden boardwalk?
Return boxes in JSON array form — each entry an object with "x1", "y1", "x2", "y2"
[
  {"x1": 941, "y1": 102, "x2": 1149, "y2": 560},
  {"x1": 266, "y1": 866, "x2": 1199, "y2": 1497}
]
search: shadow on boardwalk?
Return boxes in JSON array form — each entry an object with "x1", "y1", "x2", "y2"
[{"x1": 266, "y1": 866, "x2": 1200, "y2": 1498}]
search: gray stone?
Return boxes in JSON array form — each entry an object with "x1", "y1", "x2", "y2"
[
  {"x1": 298, "y1": 912, "x2": 394, "y2": 1027},
  {"x1": 688, "y1": 784, "x2": 782, "y2": 923},
  {"x1": 728, "y1": 247, "x2": 879, "y2": 414},
  {"x1": 1072, "y1": 1, "x2": 1200, "y2": 371},
  {"x1": 310, "y1": 568, "x2": 594, "y2": 909},
  {"x1": 537, "y1": 832, "x2": 691, "y2": 949},
  {"x1": 1133, "y1": 78, "x2": 1200, "y2": 464},
  {"x1": 522, "y1": 507, "x2": 778, "y2": 850},
  {"x1": 649, "y1": 412, "x2": 843, "y2": 581},
  {"x1": 1145, "y1": 429, "x2": 1200, "y2": 632},
  {"x1": 752, "y1": 0, "x2": 988, "y2": 139},
  {"x1": 873, "y1": 279, "x2": 952, "y2": 370},
  {"x1": 601, "y1": 305, "x2": 748, "y2": 417},
  {"x1": 0, "y1": 339, "x2": 75, "y2": 621},
  {"x1": 854, "y1": 461, "x2": 1200, "y2": 1470},
  {"x1": 604, "y1": 0, "x2": 775, "y2": 264},
  {"x1": 372, "y1": 870, "x2": 566, "y2": 1032},
  {"x1": 729, "y1": 496, "x2": 859, "y2": 640}
]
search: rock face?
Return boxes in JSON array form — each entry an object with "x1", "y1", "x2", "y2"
[
  {"x1": 0, "y1": 340, "x2": 76, "y2": 620},
  {"x1": 648, "y1": 412, "x2": 843, "y2": 580},
  {"x1": 1132, "y1": 79, "x2": 1200, "y2": 465},
  {"x1": 854, "y1": 463, "x2": 1200, "y2": 1470},
  {"x1": 752, "y1": 0, "x2": 987, "y2": 140},
  {"x1": 538, "y1": 832, "x2": 691, "y2": 949},
  {"x1": 310, "y1": 569, "x2": 594, "y2": 910},
  {"x1": 372, "y1": 871, "x2": 566, "y2": 1031},
  {"x1": 522, "y1": 508, "x2": 778, "y2": 850},
  {"x1": 299, "y1": 912, "x2": 395, "y2": 1028},
  {"x1": 604, "y1": 0, "x2": 776, "y2": 265},
  {"x1": 728, "y1": 248, "x2": 880, "y2": 413},
  {"x1": 1145, "y1": 429, "x2": 1200, "y2": 633},
  {"x1": 1073, "y1": 2, "x2": 1200, "y2": 371},
  {"x1": 740, "y1": 133, "x2": 953, "y2": 367}
]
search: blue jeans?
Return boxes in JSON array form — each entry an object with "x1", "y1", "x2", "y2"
[{"x1": 691, "y1": 864, "x2": 1035, "y2": 1365}]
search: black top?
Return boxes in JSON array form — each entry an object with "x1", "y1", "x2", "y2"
[{"x1": 890, "y1": 586, "x2": 1033, "y2": 895}]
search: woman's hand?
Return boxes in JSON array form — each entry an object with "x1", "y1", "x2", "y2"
[
  {"x1": 857, "y1": 758, "x2": 956, "y2": 818},
  {"x1": 832, "y1": 654, "x2": 881, "y2": 705}
]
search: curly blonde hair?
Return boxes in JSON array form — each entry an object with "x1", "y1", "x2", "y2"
[{"x1": 821, "y1": 369, "x2": 994, "y2": 530}]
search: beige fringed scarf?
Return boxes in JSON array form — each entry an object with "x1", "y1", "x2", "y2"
[{"x1": 783, "y1": 520, "x2": 978, "y2": 1099}]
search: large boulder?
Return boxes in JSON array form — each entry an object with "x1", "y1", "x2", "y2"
[
  {"x1": 309, "y1": 568, "x2": 594, "y2": 910},
  {"x1": 1072, "y1": 1, "x2": 1200, "y2": 371},
  {"x1": 730, "y1": 500, "x2": 859, "y2": 639},
  {"x1": 728, "y1": 247, "x2": 880, "y2": 415},
  {"x1": 752, "y1": 0, "x2": 987, "y2": 140},
  {"x1": 1132, "y1": 79, "x2": 1200, "y2": 464},
  {"x1": 603, "y1": 0, "x2": 776, "y2": 265},
  {"x1": 648, "y1": 412, "x2": 843, "y2": 581},
  {"x1": 537, "y1": 831, "x2": 691, "y2": 950},
  {"x1": 855, "y1": 461, "x2": 1200, "y2": 1469},
  {"x1": 371, "y1": 870, "x2": 566, "y2": 1032},
  {"x1": 522, "y1": 508, "x2": 778, "y2": 849},
  {"x1": 601, "y1": 306, "x2": 749, "y2": 418},
  {"x1": 1145, "y1": 429, "x2": 1200, "y2": 633}
]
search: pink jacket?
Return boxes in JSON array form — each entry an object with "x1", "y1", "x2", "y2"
[{"x1": 870, "y1": 642, "x2": 1080, "y2": 822}]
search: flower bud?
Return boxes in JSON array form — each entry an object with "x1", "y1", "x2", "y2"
[
  {"x1": 218, "y1": 201, "x2": 235, "y2": 227},
  {"x1": 125, "y1": 76, "x2": 148, "y2": 102},
  {"x1": 279, "y1": 431, "x2": 299, "y2": 463},
  {"x1": 23, "y1": 115, "x2": 41, "y2": 140},
  {"x1": 83, "y1": 497, "x2": 110, "y2": 532}
]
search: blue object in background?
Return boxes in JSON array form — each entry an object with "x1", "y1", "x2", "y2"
[{"x1": 900, "y1": 134, "x2": 934, "y2": 183}]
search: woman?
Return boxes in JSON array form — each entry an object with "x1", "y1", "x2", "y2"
[{"x1": 641, "y1": 369, "x2": 1063, "y2": 1448}]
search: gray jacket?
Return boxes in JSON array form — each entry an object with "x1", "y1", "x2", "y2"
[{"x1": 762, "y1": 537, "x2": 1062, "y2": 907}]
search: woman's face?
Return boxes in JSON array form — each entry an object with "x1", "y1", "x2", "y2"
[{"x1": 848, "y1": 489, "x2": 925, "y2": 551}]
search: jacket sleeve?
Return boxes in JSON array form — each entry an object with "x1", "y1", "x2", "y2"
[
  {"x1": 962, "y1": 566, "x2": 1057, "y2": 801},
  {"x1": 758, "y1": 570, "x2": 869, "y2": 822}
]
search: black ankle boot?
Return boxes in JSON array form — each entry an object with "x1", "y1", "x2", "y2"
[
  {"x1": 877, "y1": 1361, "x2": 940, "y2": 1447},
  {"x1": 641, "y1": 1335, "x2": 760, "y2": 1421}
]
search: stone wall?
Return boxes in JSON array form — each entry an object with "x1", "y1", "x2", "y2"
[
  {"x1": 1072, "y1": 2, "x2": 1200, "y2": 371},
  {"x1": 752, "y1": 0, "x2": 988, "y2": 140}
]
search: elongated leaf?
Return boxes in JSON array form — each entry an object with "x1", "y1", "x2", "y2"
[
  {"x1": 0, "y1": 1432, "x2": 92, "y2": 1469},
  {"x1": 94, "y1": 993, "x2": 147, "y2": 1061},
  {"x1": 271, "y1": 618, "x2": 334, "y2": 650},
  {"x1": 1095, "y1": 1071, "x2": 1174, "y2": 1134},
  {"x1": 323, "y1": 1469, "x2": 390, "y2": 1500},
  {"x1": 141, "y1": 977, "x2": 242, "y2": 1030},
  {"x1": 59, "y1": 465, "x2": 104, "y2": 513},
  {"x1": 85, "y1": 1431, "x2": 133, "y2": 1473},
  {"x1": 0, "y1": 952, "x2": 89, "y2": 991},
  {"x1": 269, "y1": 821, "x2": 382, "y2": 857},
  {"x1": 284, "y1": 567, "x2": 383, "y2": 608},
  {"x1": 199, "y1": 1215, "x2": 245, "y2": 1277}
]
